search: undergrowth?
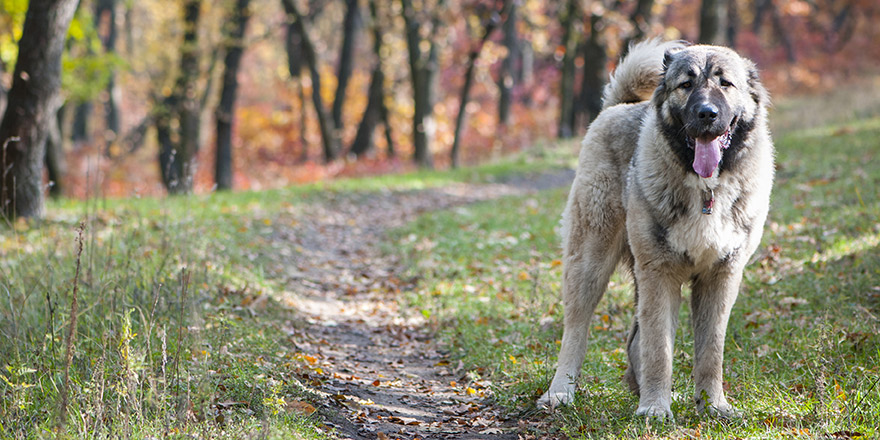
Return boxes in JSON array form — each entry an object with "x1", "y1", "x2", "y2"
[
  {"x1": 0, "y1": 147, "x2": 572, "y2": 439},
  {"x1": 0, "y1": 190, "x2": 334, "y2": 439}
]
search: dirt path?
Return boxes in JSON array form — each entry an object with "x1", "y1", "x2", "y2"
[{"x1": 273, "y1": 170, "x2": 574, "y2": 439}]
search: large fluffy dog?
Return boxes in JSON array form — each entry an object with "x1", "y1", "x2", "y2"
[{"x1": 539, "y1": 40, "x2": 774, "y2": 419}]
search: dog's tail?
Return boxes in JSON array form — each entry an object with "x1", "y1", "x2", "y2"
[{"x1": 601, "y1": 39, "x2": 687, "y2": 110}]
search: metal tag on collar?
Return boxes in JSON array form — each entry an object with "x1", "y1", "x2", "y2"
[{"x1": 702, "y1": 189, "x2": 715, "y2": 215}]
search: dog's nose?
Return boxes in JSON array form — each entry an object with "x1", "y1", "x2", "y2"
[{"x1": 698, "y1": 104, "x2": 719, "y2": 120}]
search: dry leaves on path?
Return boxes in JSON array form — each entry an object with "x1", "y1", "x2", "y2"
[{"x1": 263, "y1": 171, "x2": 573, "y2": 439}]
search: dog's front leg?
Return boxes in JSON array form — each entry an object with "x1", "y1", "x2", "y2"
[
  {"x1": 691, "y1": 268, "x2": 742, "y2": 418},
  {"x1": 633, "y1": 267, "x2": 681, "y2": 420}
]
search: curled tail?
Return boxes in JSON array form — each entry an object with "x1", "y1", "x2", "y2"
[{"x1": 602, "y1": 39, "x2": 688, "y2": 110}]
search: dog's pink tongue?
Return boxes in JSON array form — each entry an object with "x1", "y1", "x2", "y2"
[{"x1": 693, "y1": 136, "x2": 722, "y2": 178}]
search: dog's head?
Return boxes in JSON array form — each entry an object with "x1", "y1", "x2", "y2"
[{"x1": 653, "y1": 45, "x2": 768, "y2": 178}]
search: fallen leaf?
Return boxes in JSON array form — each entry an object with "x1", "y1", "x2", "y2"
[{"x1": 286, "y1": 400, "x2": 316, "y2": 415}]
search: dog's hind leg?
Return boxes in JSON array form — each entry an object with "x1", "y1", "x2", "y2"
[
  {"x1": 539, "y1": 178, "x2": 625, "y2": 409},
  {"x1": 623, "y1": 279, "x2": 641, "y2": 395}
]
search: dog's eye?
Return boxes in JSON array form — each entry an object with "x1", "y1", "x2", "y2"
[
  {"x1": 679, "y1": 81, "x2": 692, "y2": 90},
  {"x1": 720, "y1": 79, "x2": 733, "y2": 87}
]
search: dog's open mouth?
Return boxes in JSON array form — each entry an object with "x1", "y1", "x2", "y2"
[{"x1": 687, "y1": 118, "x2": 736, "y2": 178}]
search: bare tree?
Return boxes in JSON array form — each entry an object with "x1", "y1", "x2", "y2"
[
  {"x1": 557, "y1": 0, "x2": 580, "y2": 139},
  {"x1": 45, "y1": 107, "x2": 66, "y2": 198},
  {"x1": 350, "y1": 0, "x2": 395, "y2": 158},
  {"x1": 727, "y1": 0, "x2": 739, "y2": 48},
  {"x1": 0, "y1": 58, "x2": 7, "y2": 116},
  {"x1": 753, "y1": 0, "x2": 796, "y2": 62},
  {"x1": 497, "y1": 0, "x2": 518, "y2": 127},
  {"x1": 400, "y1": 0, "x2": 445, "y2": 169},
  {"x1": 283, "y1": 3, "x2": 309, "y2": 162},
  {"x1": 450, "y1": 2, "x2": 508, "y2": 168},
  {"x1": 96, "y1": 0, "x2": 121, "y2": 149},
  {"x1": 332, "y1": 0, "x2": 361, "y2": 132},
  {"x1": 575, "y1": 12, "x2": 606, "y2": 125},
  {"x1": 0, "y1": 0, "x2": 79, "y2": 219},
  {"x1": 626, "y1": 0, "x2": 654, "y2": 50},
  {"x1": 281, "y1": 0, "x2": 340, "y2": 162},
  {"x1": 156, "y1": 0, "x2": 202, "y2": 194},
  {"x1": 215, "y1": 0, "x2": 252, "y2": 190},
  {"x1": 699, "y1": 0, "x2": 727, "y2": 45}
]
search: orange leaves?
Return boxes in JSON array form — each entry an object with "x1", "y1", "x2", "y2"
[{"x1": 286, "y1": 400, "x2": 316, "y2": 416}]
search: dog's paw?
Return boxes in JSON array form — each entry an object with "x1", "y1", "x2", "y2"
[
  {"x1": 703, "y1": 402, "x2": 741, "y2": 419},
  {"x1": 696, "y1": 395, "x2": 740, "y2": 419},
  {"x1": 537, "y1": 390, "x2": 574, "y2": 410},
  {"x1": 635, "y1": 403, "x2": 674, "y2": 421}
]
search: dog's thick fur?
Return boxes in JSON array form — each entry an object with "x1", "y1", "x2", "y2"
[{"x1": 538, "y1": 40, "x2": 774, "y2": 419}]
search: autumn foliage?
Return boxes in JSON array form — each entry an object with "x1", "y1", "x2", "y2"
[{"x1": 1, "y1": 0, "x2": 877, "y2": 199}]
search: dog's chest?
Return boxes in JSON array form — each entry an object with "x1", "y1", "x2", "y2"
[{"x1": 667, "y1": 194, "x2": 745, "y2": 266}]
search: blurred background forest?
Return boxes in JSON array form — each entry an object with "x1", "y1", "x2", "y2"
[{"x1": 1, "y1": 0, "x2": 878, "y2": 201}]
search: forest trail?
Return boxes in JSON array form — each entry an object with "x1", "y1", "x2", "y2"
[{"x1": 271, "y1": 170, "x2": 574, "y2": 439}]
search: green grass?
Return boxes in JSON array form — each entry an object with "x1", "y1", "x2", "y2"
[
  {"x1": 0, "y1": 147, "x2": 573, "y2": 439},
  {"x1": 393, "y1": 111, "x2": 880, "y2": 437}
]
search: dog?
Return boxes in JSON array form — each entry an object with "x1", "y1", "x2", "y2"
[{"x1": 538, "y1": 39, "x2": 774, "y2": 420}]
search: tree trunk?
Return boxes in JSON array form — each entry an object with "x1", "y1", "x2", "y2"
[
  {"x1": 350, "y1": 67, "x2": 384, "y2": 157},
  {"x1": 215, "y1": 0, "x2": 251, "y2": 191},
  {"x1": 497, "y1": 0, "x2": 517, "y2": 127},
  {"x1": 71, "y1": 101, "x2": 92, "y2": 144},
  {"x1": 284, "y1": 11, "x2": 309, "y2": 162},
  {"x1": 557, "y1": 0, "x2": 579, "y2": 139},
  {"x1": 449, "y1": 54, "x2": 477, "y2": 169},
  {"x1": 381, "y1": 101, "x2": 395, "y2": 157},
  {"x1": 576, "y1": 13, "x2": 606, "y2": 126},
  {"x1": 282, "y1": 0, "x2": 339, "y2": 162},
  {"x1": 45, "y1": 105, "x2": 66, "y2": 198},
  {"x1": 727, "y1": 0, "x2": 739, "y2": 48},
  {"x1": 158, "y1": 0, "x2": 202, "y2": 194},
  {"x1": 401, "y1": 0, "x2": 441, "y2": 169},
  {"x1": 350, "y1": 0, "x2": 387, "y2": 157},
  {"x1": 0, "y1": 0, "x2": 79, "y2": 219},
  {"x1": 0, "y1": 59, "x2": 6, "y2": 117},
  {"x1": 96, "y1": 0, "x2": 120, "y2": 150},
  {"x1": 699, "y1": 0, "x2": 727, "y2": 45},
  {"x1": 623, "y1": 0, "x2": 654, "y2": 52},
  {"x1": 332, "y1": 0, "x2": 360, "y2": 132},
  {"x1": 451, "y1": 9, "x2": 505, "y2": 168},
  {"x1": 768, "y1": 0, "x2": 796, "y2": 62},
  {"x1": 753, "y1": 0, "x2": 770, "y2": 33},
  {"x1": 298, "y1": 79, "x2": 309, "y2": 162},
  {"x1": 410, "y1": 53, "x2": 437, "y2": 169}
]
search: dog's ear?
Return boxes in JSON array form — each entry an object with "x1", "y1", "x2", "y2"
[
  {"x1": 654, "y1": 50, "x2": 678, "y2": 107},
  {"x1": 660, "y1": 41, "x2": 690, "y2": 71},
  {"x1": 746, "y1": 60, "x2": 770, "y2": 107},
  {"x1": 662, "y1": 50, "x2": 676, "y2": 72}
]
